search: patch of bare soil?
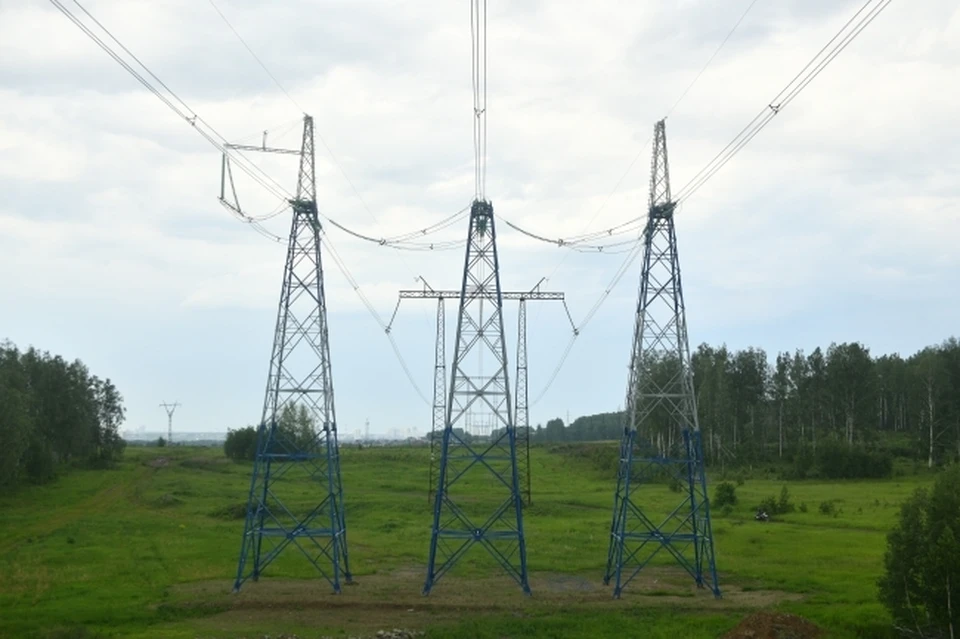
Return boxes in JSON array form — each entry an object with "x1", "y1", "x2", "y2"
[
  {"x1": 167, "y1": 566, "x2": 805, "y2": 637},
  {"x1": 722, "y1": 611, "x2": 823, "y2": 639},
  {"x1": 237, "y1": 632, "x2": 422, "y2": 639}
]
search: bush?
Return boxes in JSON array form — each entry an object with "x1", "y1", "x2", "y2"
[
  {"x1": 799, "y1": 502, "x2": 808, "y2": 513},
  {"x1": 224, "y1": 427, "x2": 258, "y2": 462},
  {"x1": 878, "y1": 465, "x2": 960, "y2": 636},
  {"x1": 777, "y1": 486, "x2": 795, "y2": 514},
  {"x1": 757, "y1": 485, "x2": 795, "y2": 516},
  {"x1": 713, "y1": 482, "x2": 738, "y2": 508},
  {"x1": 155, "y1": 437, "x2": 166, "y2": 448},
  {"x1": 819, "y1": 500, "x2": 837, "y2": 516}
]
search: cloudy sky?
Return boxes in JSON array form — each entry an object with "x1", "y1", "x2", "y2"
[{"x1": 1, "y1": 0, "x2": 957, "y2": 438}]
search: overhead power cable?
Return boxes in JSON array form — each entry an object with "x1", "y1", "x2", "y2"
[
  {"x1": 49, "y1": 0, "x2": 295, "y2": 244},
  {"x1": 320, "y1": 232, "x2": 430, "y2": 405},
  {"x1": 323, "y1": 204, "x2": 471, "y2": 250},
  {"x1": 527, "y1": 0, "x2": 892, "y2": 404},
  {"x1": 51, "y1": 0, "x2": 432, "y2": 401},
  {"x1": 205, "y1": 0, "x2": 379, "y2": 229},
  {"x1": 665, "y1": 0, "x2": 762, "y2": 118},
  {"x1": 501, "y1": 0, "x2": 759, "y2": 252},
  {"x1": 501, "y1": 0, "x2": 892, "y2": 252},
  {"x1": 204, "y1": 0, "x2": 442, "y2": 391},
  {"x1": 674, "y1": 0, "x2": 892, "y2": 204},
  {"x1": 206, "y1": 0, "x2": 304, "y2": 112},
  {"x1": 206, "y1": 0, "x2": 439, "y2": 271},
  {"x1": 530, "y1": 238, "x2": 647, "y2": 405}
]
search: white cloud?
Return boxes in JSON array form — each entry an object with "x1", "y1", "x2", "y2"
[{"x1": 0, "y1": 0, "x2": 957, "y2": 434}]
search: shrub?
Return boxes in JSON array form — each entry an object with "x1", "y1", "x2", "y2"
[
  {"x1": 878, "y1": 465, "x2": 960, "y2": 636},
  {"x1": 757, "y1": 485, "x2": 795, "y2": 516},
  {"x1": 799, "y1": 502, "x2": 808, "y2": 513},
  {"x1": 713, "y1": 482, "x2": 738, "y2": 508},
  {"x1": 155, "y1": 437, "x2": 166, "y2": 448},
  {"x1": 758, "y1": 496, "x2": 778, "y2": 515},
  {"x1": 777, "y1": 486, "x2": 795, "y2": 514},
  {"x1": 819, "y1": 500, "x2": 837, "y2": 516}
]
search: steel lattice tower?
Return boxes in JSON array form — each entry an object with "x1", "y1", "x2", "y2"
[
  {"x1": 603, "y1": 119, "x2": 720, "y2": 598},
  {"x1": 401, "y1": 284, "x2": 562, "y2": 509},
  {"x1": 233, "y1": 114, "x2": 351, "y2": 593},
  {"x1": 515, "y1": 297, "x2": 532, "y2": 506},
  {"x1": 428, "y1": 296, "x2": 446, "y2": 505},
  {"x1": 423, "y1": 199, "x2": 530, "y2": 594}
]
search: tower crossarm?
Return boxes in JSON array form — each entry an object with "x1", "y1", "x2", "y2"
[
  {"x1": 399, "y1": 289, "x2": 564, "y2": 301},
  {"x1": 224, "y1": 143, "x2": 301, "y2": 155}
]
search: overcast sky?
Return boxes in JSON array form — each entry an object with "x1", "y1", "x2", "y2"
[{"x1": 1, "y1": 0, "x2": 957, "y2": 437}]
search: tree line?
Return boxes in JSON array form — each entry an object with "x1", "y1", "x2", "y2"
[
  {"x1": 532, "y1": 337, "x2": 960, "y2": 468},
  {"x1": 224, "y1": 404, "x2": 318, "y2": 462},
  {"x1": 0, "y1": 340, "x2": 126, "y2": 487}
]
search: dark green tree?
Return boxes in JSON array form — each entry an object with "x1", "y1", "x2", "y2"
[
  {"x1": 879, "y1": 465, "x2": 960, "y2": 637},
  {"x1": 224, "y1": 427, "x2": 258, "y2": 461}
]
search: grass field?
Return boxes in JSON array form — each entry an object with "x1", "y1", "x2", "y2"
[{"x1": 0, "y1": 444, "x2": 931, "y2": 638}]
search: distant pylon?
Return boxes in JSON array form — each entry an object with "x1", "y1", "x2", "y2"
[
  {"x1": 233, "y1": 114, "x2": 351, "y2": 593},
  {"x1": 603, "y1": 119, "x2": 720, "y2": 598},
  {"x1": 424, "y1": 199, "x2": 530, "y2": 595},
  {"x1": 159, "y1": 401, "x2": 179, "y2": 445}
]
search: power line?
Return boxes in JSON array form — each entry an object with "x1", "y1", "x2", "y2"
[
  {"x1": 501, "y1": 0, "x2": 892, "y2": 251},
  {"x1": 320, "y1": 231, "x2": 430, "y2": 404},
  {"x1": 323, "y1": 204, "x2": 471, "y2": 249},
  {"x1": 665, "y1": 0, "x2": 762, "y2": 118},
  {"x1": 49, "y1": 0, "x2": 296, "y2": 234},
  {"x1": 530, "y1": 238, "x2": 647, "y2": 405},
  {"x1": 51, "y1": 0, "x2": 432, "y2": 401},
  {"x1": 205, "y1": 0, "x2": 420, "y2": 263},
  {"x1": 471, "y1": 0, "x2": 489, "y2": 200},
  {"x1": 526, "y1": 0, "x2": 892, "y2": 404},
  {"x1": 674, "y1": 0, "x2": 892, "y2": 204},
  {"x1": 206, "y1": 0, "x2": 304, "y2": 113},
  {"x1": 502, "y1": 0, "x2": 760, "y2": 252}
]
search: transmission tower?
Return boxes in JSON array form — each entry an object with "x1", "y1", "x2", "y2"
[
  {"x1": 429, "y1": 294, "x2": 446, "y2": 505},
  {"x1": 231, "y1": 115, "x2": 351, "y2": 593},
  {"x1": 515, "y1": 298, "x2": 530, "y2": 505},
  {"x1": 399, "y1": 282, "x2": 565, "y2": 507},
  {"x1": 422, "y1": 197, "x2": 530, "y2": 594},
  {"x1": 159, "y1": 401, "x2": 179, "y2": 444},
  {"x1": 603, "y1": 119, "x2": 720, "y2": 598}
]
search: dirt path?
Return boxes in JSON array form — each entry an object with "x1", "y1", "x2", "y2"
[{"x1": 163, "y1": 567, "x2": 803, "y2": 637}]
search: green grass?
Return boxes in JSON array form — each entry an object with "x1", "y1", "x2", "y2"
[{"x1": 0, "y1": 444, "x2": 929, "y2": 638}]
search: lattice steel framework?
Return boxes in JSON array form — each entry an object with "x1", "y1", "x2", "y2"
[
  {"x1": 424, "y1": 199, "x2": 530, "y2": 594},
  {"x1": 603, "y1": 119, "x2": 720, "y2": 598},
  {"x1": 515, "y1": 298, "x2": 531, "y2": 506},
  {"x1": 401, "y1": 284, "x2": 562, "y2": 508},
  {"x1": 428, "y1": 296, "x2": 446, "y2": 505},
  {"x1": 233, "y1": 115, "x2": 351, "y2": 593}
]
